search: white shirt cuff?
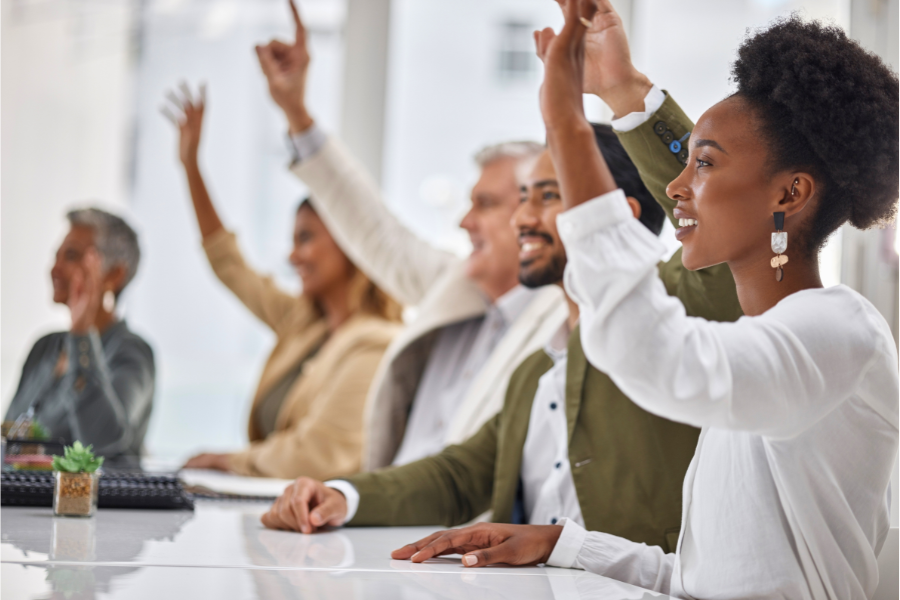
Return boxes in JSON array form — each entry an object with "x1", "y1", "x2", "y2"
[
  {"x1": 556, "y1": 189, "x2": 632, "y2": 244},
  {"x1": 610, "y1": 85, "x2": 665, "y2": 133},
  {"x1": 288, "y1": 123, "x2": 327, "y2": 164},
  {"x1": 546, "y1": 517, "x2": 588, "y2": 568},
  {"x1": 324, "y1": 479, "x2": 359, "y2": 525}
]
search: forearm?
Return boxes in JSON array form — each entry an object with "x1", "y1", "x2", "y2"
[
  {"x1": 548, "y1": 519, "x2": 676, "y2": 594},
  {"x1": 182, "y1": 160, "x2": 224, "y2": 240},
  {"x1": 547, "y1": 121, "x2": 618, "y2": 212},
  {"x1": 344, "y1": 420, "x2": 499, "y2": 527}
]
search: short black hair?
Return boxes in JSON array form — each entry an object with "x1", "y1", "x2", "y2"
[
  {"x1": 592, "y1": 123, "x2": 666, "y2": 236},
  {"x1": 732, "y1": 15, "x2": 898, "y2": 255}
]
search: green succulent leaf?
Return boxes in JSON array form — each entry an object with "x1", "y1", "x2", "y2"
[{"x1": 52, "y1": 441, "x2": 103, "y2": 473}]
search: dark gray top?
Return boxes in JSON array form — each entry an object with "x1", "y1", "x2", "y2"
[{"x1": 4, "y1": 320, "x2": 155, "y2": 459}]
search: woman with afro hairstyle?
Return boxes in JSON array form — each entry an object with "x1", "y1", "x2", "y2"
[{"x1": 388, "y1": 1, "x2": 899, "y2": 598}]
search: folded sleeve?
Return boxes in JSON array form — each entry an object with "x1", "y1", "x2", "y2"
[
  {"x1": 203, "y1": 229, "x2": 316, "y2": 337},
  {"x1": 547, "y1": 518, "x2": 677, "y2": 594},
  {"x1": 560, "y1": 190, "x2": 885, "y2": 439}
]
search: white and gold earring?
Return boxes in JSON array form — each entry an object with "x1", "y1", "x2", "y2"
[{"x1": 102, "y1": 290, "x2": 116, "y2": 313}]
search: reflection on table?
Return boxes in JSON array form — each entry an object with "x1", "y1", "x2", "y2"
[{"x1": 1, "y1": 501, "x2": 670, "y2": 599}]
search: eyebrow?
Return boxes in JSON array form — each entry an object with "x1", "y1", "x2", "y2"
[
  {"x1": 693, "y1": 139, "x2": 728, "y2": 154},
  {"x1": 531, "y1": 180, "x2": 559, "y2": 188}
]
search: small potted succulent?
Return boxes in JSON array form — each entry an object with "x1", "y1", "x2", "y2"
[{"x1": 52, "y1": 442, "x2": 103, "y2": 518}]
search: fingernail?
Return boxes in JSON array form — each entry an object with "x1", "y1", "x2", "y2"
[
  {"x1": 310, "y1": 512, "x2": 321, "y2": 525},
  {"x1": 463, "y1": 555, "x2": 478, "y2": 566},
  {"x1": 410, "y1": 552, "x2": 420, "y2": 561}
]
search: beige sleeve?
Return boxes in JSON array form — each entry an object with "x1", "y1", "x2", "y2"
[
  {"x1": 227, "y1": 342, "x2": 386, "y2": 480},
  {"x1": 202, "y1": 229, "x2": 315, "y2": 336}
]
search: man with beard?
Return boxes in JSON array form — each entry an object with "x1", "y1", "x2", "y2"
[{"x1": 261, "y1": 125, "x2": 743, "y2": 554}]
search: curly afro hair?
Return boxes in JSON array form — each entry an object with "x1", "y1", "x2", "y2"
[{"x1": 731, "y1": 15, "x2": 898, "y2": 255}]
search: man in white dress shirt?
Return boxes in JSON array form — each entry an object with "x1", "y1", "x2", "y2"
[{"x1": 257, "y1": 1, "x2": 568, "y2": 470}]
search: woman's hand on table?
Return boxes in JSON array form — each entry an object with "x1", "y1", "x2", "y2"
[
  {"x1": 392, "y1": 523, "x2": 563, "y2": 568},
  {"x1": 261, "y1": 477, "x2": 348, "y2": 534},
  {"x1": 183, "y1": 452, "x2": 232, "y2": 472}
]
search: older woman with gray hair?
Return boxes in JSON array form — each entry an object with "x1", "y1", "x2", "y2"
[{"x1": 4, "y1": 208, "x2": 154, "y2": 460}]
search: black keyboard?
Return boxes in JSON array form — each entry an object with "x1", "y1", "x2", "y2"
[{"x1": 1, "y1": 472, "x2": 194, "y2": 510}]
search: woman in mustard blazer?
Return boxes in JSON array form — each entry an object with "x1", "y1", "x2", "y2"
[{"x1": 165, "y1": 86, "x2": 402, "y2": 480}]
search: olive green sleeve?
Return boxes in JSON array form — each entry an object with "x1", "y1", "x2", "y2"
[
  {"x1": 616, "y1": 93, "x2": 743, "y2": 323},
  {"x1": 341, "y1": 413, "x2": 499, "y2": 527},
  {"x1": 615, "y1": 92, "x2": 694, "y2": 230}
]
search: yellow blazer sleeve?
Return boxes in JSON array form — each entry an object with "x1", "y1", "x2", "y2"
[
  {"x1": 227, "y1": 340, "x2": 386, "y2": 480},
  {"x1": 202, "y1": 230, "x2": 317, "y2": 336}
]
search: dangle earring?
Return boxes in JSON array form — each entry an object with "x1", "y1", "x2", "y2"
[{"x1": 770, "y1": 180, "x2": 795, "y2": 282}]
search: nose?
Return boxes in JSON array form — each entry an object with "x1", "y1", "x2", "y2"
[
  {"x1": 666, "y1": 167, "x2": 693, "y2": 202},
  {"x1": 512, "y1": 199, "x2": 540, "y2": 231},
  {"x1": 459, "y1": 206, "x2": 477, "y2": 232}
]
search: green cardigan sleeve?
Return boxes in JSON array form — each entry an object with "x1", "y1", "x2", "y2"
[
  {"x1": 342, "y1": 413, "x2": 499, "y2": 527},
  {"x1": 617, "y1": 93, "x2": 743, "y2": 323}
]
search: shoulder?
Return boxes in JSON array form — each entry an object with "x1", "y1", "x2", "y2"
[
  {"x1": 22, "y1": 331, "x2": 65, "y2": 367},
  {"x1": 108, "y1": 323, "x2": 156, "y2": 364}
]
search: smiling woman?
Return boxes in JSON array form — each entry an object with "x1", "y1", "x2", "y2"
[
  {"x1": 4, "y1": 208, "x2": 154, "y2": 462},
  {"x1": 163, "y1": 85, "x2": 402, "y2": 481}
]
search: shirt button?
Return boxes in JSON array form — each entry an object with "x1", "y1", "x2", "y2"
[
  {"x1": 79, "y1": 355, "x2": 90, "y2": 368},
  {"x1": 653, "y1": 121, "x2": 667, "y2": 135},
  {"x1": 551, "y1": 517, "x2": 558, "y2": 525},
  {"x1": 79, "y1": 341, "x2": 89, "y2": 352},
  {"x1": 549, "y1": 402, "x2": 557, "y2": 410},
  {"x1": 555, "y1": 462, "x2": 562, "y2": 469}
]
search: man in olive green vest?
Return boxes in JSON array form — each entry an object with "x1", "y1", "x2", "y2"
[{"x1": 261, "y1": 115, "x2": 742, "y2": 555}]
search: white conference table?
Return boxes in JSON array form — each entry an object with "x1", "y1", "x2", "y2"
[{"x1": 1, "y1": 500, "x2": 671, "y2": 599}]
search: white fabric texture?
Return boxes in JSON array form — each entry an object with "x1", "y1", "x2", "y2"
[
  {"x1": 392, "y1": 285, "x2": 537, "y2": 466},
  {"x1": 290, "y1": 135, "x2": 567, "y2": 470},
  {"x1": 520, "y1": 322, "x2": 584, "y2": 528},
  {"x1": 554, "y1": 190, "x2": 899, "y2": 599},
  {"x1": 609, "y1": 85, "x2": 665, "y2": 133},
  {"x1": 323, "y1": 479, "x2": 360, "y2": 525}
]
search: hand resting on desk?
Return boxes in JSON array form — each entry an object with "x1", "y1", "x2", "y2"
[
  {"x1": 261, "y1": 477, "x2": 347, "y2": 534},
  {"x1": 392, "y1": 523, "x2": 563, "y2": 568}
]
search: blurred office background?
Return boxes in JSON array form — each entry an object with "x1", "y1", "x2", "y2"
[{"x1": 2, "y1": 0, "x2": 897, "y2": 513}]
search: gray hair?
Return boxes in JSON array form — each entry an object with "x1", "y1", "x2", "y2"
[
  {"x1": 474, "y1": 140, "x2": 545, "y2": 183},
  {"x1": 66, "y1": 207, "x2": 141, "y2": 292}
]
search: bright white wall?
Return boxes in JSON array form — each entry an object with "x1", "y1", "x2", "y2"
[{"x1": 1, "y1": 1, "x2": 137, "y2": 411}]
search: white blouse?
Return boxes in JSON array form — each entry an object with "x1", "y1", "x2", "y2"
[{"x1": 547, "y1": 190, "x2": 899, "y2": 599}]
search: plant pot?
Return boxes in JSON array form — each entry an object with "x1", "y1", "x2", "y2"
[{"x1": 53, "y1": 471, "x2": 99, "y2": 517}]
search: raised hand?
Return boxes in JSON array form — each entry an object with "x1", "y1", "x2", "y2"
[
  {"x1": 256, "y1": 0, "x2": 313, "y2": 133},
  {"x1": 534, "y1": 0, "x2": 598, "y2": 132},
  {"x1": 68, "y1": 248, "x2": 104, "y2": 334},
  {"x1": 391, "y1": 523, "x2": 563, "y2": 568},
  {"x1": 260, "y1": 477, "x2": 348, "y2": 534},
  {"x1": 581, "y1": 0, "x2": 652, "y2": 116},
  {"x1": 535, "y1": 0, "x2": 617, "y2": 210},
  {"x1": 161, "y1": 82, "x2": 206, "y2": 167}
]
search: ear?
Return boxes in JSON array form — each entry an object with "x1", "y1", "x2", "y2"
[
  {"x1": 625, "y1": 196, "x2": 642, "y2": 221},
  {"x1": 776, "y1": 173, "x2": 816, "y2": 220},
  {"x1": 104, "y1": 264, "x2": 127, "y2": 295}
]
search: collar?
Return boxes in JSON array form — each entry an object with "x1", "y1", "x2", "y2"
[
  {"x1": 543, "y1": 320, "x2": 572, "y2": 364},
  {"x1": 489, "y1": 285, "x2": 538, "y2": 326}
]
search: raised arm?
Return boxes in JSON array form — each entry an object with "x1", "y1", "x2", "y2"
[
  {"x1": 255, "y1": 1, "x2": 456, "y2": 306},
  {"x1": 163, "y1": 85, "x2": 307, "y2": 334}
]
